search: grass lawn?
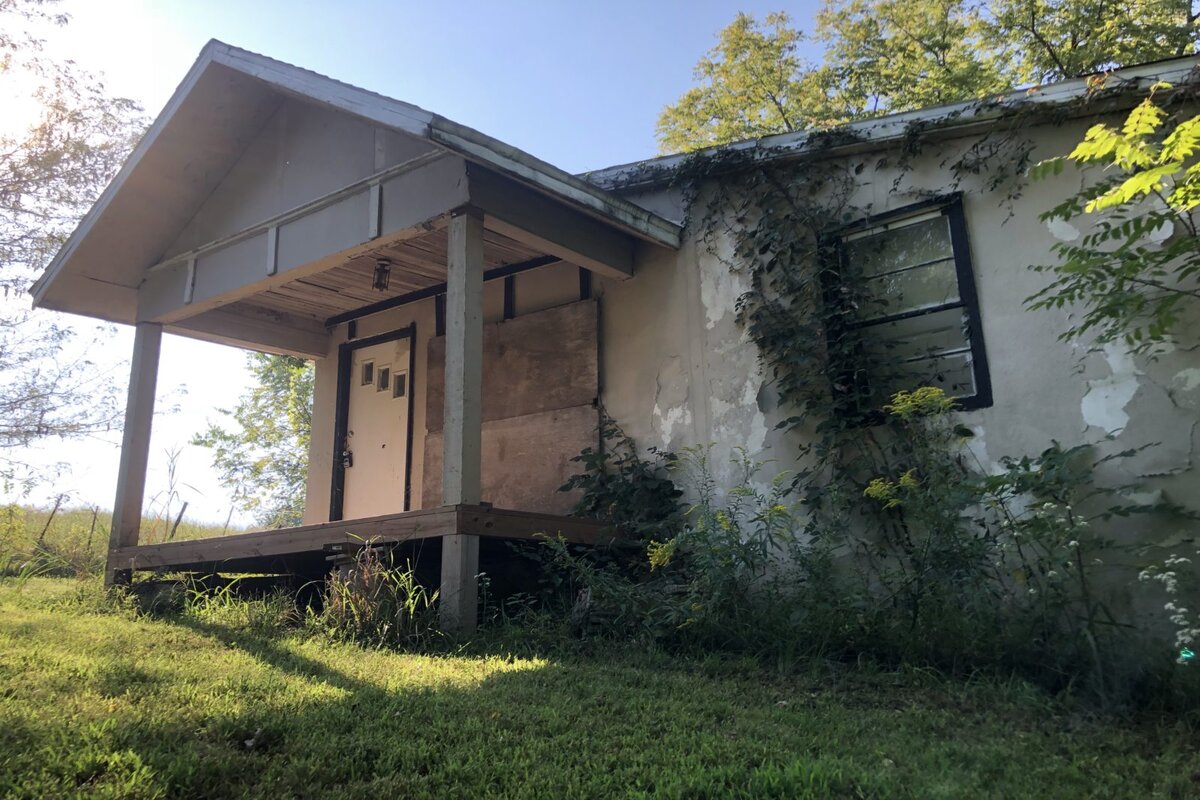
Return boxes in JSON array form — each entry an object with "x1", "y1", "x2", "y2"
[{"x1": 0, "y1": 578, "x2": 1196, "y2": 799}]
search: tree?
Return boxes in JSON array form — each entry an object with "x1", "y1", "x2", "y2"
[
  {"x1": 658, "y1": 1, "x2": 1199, "y2": 152},
  {"x1": 816, "y1": 0, "x2": 1008, "y2": 115},
  {"x1": 1, "y1": 0, "x2": 143, "y2": 475},
  {"x1": 984, "y1": 0, "x2": 1199, "y2": 85},
  {"x1": 1029, "y1": 84, "x2": 1200, "y2": 352},
  {"x1": 193, "y1": 353, "x2": 314, "y2": 529},
  {"x1": 657, "y1": 12, "x2": 846, "y2": 153}
]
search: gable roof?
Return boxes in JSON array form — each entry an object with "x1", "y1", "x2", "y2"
[{"x1": 31, "y1": 40, "x2": 681, "y2": 317}]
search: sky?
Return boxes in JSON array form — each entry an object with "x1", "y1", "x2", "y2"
[{"x1": 12, "y1": 0, "x2": 824, "y2": 525}]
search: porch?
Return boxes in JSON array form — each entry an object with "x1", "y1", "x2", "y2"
[
  {"x1": 30, "y1": 43, "x2": 683, "y2": 632},
  {"x1": 108, "y1": 504, "x2": 614, "y2": 576}
]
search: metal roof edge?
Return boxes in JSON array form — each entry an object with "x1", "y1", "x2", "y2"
[{"x1": 581, "y1": 55, "x2": 1200, "y2": 193}]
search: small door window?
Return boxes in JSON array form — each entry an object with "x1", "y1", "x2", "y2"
[
  {"x1": 376, "y1": 365, "x2": 391, "y2": 392},
  {"x1": 361, "y1": 361, "x2": 374, "y2": 386},
  {"x1": 392, "y1": 371, "x2": 408, "y2": 399}
]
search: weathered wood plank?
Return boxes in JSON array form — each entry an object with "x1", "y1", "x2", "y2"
[
  {"x1": 109, "y1": 506, "x2": 459, "y2": 571},
  {"x1": 426, "y1": 300, "x2": 598, "y2": 431},
  {"x1": 106, "y1": 505, "x2": 614, "y2": 574},
  {"x1": 423, "y1": 404, "x2": 597, "y2": 515}
]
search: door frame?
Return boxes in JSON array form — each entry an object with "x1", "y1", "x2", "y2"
[{"x1": 329, "y1": 323, "x2": 417, "y2": 522}]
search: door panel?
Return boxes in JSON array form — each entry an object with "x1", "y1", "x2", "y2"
[{"x1": 342, "y1": 337, "x2": 411, "y2": 519}]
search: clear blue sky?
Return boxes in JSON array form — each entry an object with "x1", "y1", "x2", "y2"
[
  {"x1": 23, "y1": 0, "x2": 826, "y2": 524},
  {"x1": 69, "y1": 0, "x2": 825, "y2": 170}
]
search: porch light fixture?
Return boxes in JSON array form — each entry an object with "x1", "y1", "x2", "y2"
[{"x1": 372, "y1": 258, "x2": 391, "y2": 292}]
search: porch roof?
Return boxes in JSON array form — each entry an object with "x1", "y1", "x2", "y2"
[{"x1": 30, "y1": 41, "x2": 682, "y2": 356}]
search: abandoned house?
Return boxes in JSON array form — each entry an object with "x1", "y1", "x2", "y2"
[{"x1": 32, "y1": 42, "x2": 1200, "y2": 630}]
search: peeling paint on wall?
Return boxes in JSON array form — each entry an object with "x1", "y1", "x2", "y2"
[
  {"x1": 962, "y1": 424, "x2": 997, "y2": 475},
  {"x1": 1046, "y1": 217, "x2": 1080, "y2": 242},
  {"x1": 652, "y1": 355, "x2": 692, "y2": 449},
  {"x1": 1172, "y1": 367, "x2": 1200, "y2": 394},
  {"x1": 1081, "y1": 343, "x2": 1141, "y2": 433},
  {"x1": 697, "y1": 234, "x2": 749, "y2": 331}
]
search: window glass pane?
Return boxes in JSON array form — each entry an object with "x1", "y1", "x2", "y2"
[
  {"x1": 860, "y1": 307, "x2": 971, "y2": 363},
  {"x1": 858, "y1": 258, "x2": 960, "y2": 320},
  {"x1": 868, "y1": 351, "x2": 976, "y2": 409},
  {"x1": 392, "y1": 372, "x2": 407, "y2": 399},
  {"x1": 377, "y1": 366, "x2": 390, "y2": 392},
  {"x1": 844, "y1": 215, "x2": 953, "y2": 279},
  {"x1": 361, "y1": 361, "x2": 374, "y2": 386}
]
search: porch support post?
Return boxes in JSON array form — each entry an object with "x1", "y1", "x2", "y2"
[
  {"x1": 439, "y1": 207, "x2": 484, "y2": 633},
  {"x1": 106, "y1": 322, "x2": 162, "y2": 587}
]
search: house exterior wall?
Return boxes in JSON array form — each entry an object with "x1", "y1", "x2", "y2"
[
  {"x1": 303, "y1": 114, "x2": 1198, "y2": 539},
  {"x1": 593, "y1": 116, "x2": 1200, "y2": 528}
]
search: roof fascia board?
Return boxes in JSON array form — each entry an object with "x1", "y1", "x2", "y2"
[
  {"x1": 585, "y1": 57, "x2": 1200, "y2": 192},
  {"x1": 208, "y1": 44, "x2": 434, "y2": 139}
]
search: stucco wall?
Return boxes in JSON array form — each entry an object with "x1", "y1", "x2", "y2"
[{"x1": 594, "y1": 118, "x2": 1200, "y2": 524}]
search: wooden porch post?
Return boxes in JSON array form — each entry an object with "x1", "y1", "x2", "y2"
[
  {"x1": 106, "y1": 322, "x2": 163, "y2": 587},
  {"x1": 439, "y1": 207, "x2": 484, "y2": 632}
]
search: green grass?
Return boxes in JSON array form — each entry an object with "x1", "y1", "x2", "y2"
[
  {"x1": 0, "y1": 504, "x2": 244, "y2": 576},
  {"x1": 0, "y1": 578, "x2": 1197, "y2": 799}
]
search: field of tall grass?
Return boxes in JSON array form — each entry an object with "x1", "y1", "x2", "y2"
[{"x1": 0, "y1": 504, "x2": 244, "y2": 577}]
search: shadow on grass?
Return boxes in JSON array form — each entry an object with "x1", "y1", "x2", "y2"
[
  {"x1": 4, "y1": 593, "x2": 1195, "y2": 800},
  {"x1": 102, "y1": 614, "x2": 899, "y2": 800}
]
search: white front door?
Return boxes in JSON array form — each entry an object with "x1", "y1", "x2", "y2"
[{"x1": 342, "y1": 336, "x2": 411, "y2": 518}]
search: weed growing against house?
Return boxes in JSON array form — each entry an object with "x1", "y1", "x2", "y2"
[
  {"x1": 314, "y1": 543, "x2": 441, "y2": 648},
  {"x1": 559, "y1": 413, "x2": 683, "y2": 541},
  {"x1": 550, "y1": 387, "x2": 1198, "y2": 709},
  {"x1": 583, "y1": 75, "x2": 1200, "y2": 708}
]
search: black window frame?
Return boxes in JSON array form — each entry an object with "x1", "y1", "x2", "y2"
[{"x1": 824, "y1": 193, "x2": 993, "y2": 415}]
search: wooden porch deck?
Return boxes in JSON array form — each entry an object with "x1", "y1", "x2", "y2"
[{"x1": 109, "y1": 505, "x2": 614, "y2": 576}]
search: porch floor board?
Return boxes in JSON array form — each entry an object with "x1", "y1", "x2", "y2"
[{"x1": 109, "y1": 505, "x2": 613, "y2": 575}]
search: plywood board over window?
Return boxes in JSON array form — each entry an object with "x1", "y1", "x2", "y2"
[{"x1": 424, "y1": 300, "x2": 599, "y2": 514}]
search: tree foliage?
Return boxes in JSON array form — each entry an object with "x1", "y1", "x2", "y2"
[
  {"x1": 656, "y1": 13, "x2": 846, "y2": 153},
  {"x1": 193, "y1": 354, "x2": 314, "y2": 529},
  {"x1": 1030, "y1": 84, "x2": 1200, "y2": 351},
  {"x1": 0, "y1": 0, "x2": 143, "y2": 469},
  {"x1": 658, "y1": 1, "x2": 1199, "y2": 152}
]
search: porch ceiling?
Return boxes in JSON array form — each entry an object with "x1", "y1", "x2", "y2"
[{"x1": 226, "y1": 223, "x2": 550, "y2": 324}]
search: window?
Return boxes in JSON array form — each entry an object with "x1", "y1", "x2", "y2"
[
  {"x1": 392, "y1": 370, "x2": 407, "y2": 399},
  {"x1": 360, "y1": 361, "x2": 374, "y2": 387},
  {"x1": 829, "y1": 195, "x2": 991, "y2": 413},
  {"x1": 376, "y1": 365, "x2": 390, "y2": 392}
]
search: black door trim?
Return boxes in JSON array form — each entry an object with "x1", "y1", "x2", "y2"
[{"x1": 329, "y1": 323, "x2": 417, "y2": 522}]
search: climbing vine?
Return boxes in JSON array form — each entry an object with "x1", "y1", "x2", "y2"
[{"x1": 669, "y1": 73, "x2": 1200, "y2": 505}]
